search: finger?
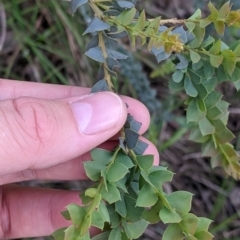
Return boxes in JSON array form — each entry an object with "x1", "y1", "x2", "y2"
[
  {"x1": 0, "y1": 185, "x2": 86, "y2": 239},
  {"x1": 0, "y1": 79, "x2": 150, "y2": 134},
  {"x1": 0, "y1": 92, "x2": 127, "y2": 175},
  {"x1": 0, "y1": 137, "x2": 160, "y2": 184}
]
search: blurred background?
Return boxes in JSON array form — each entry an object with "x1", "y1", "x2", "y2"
[{"x1": 1, "y1": 0, "x2": 240, "y2": 239}]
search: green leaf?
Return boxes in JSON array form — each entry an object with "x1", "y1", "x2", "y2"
[
  {"x1": 189, "y1": 24, "x2": 205, "y2": 48},
  {"x1": 234, "y1": 43, "x2": 240, "y2": 56},
  {"x1": 169, "y1": 78, "x2": 184, "y2": 91},
  {"x1": 149, "y1": 170, "x2": 174, "y2": 190},
  {"x1": 142, "y1": 200, "x2": 162, "y2": 224},
  {"x1": 204, "y1": 91, "x2": 222, "y2": 109},
  {"x1": 160, "y1": 207, "x2": 182, "y2": 223},
  {"x1": 107, "y1": 162, "x2": 129, "y2": 182},
  {"x1": 167, "y1": 191, "x2": 193, "y2": 215},
  {"x1": 201, "y1": 139, "x2": 218, "y2": 157},
  {"x1": 209, "y1": 40, "x2": 222, "y2": 55},
  {"x1": 84, "y1": 161, "x2": 106, "y2": 181},
  {"x1": 91, "y1": 148, "x2": 113, "y2": 165},
  {"x1": 186, "y1": 99, "x2": 205, "y2": 122},
  {"x1": 184, "y1": 75, "x2": 198, "y2": 97},
  {"x1": 117, "y1": 1, "x2": 135, "y2": 9},
  {"x1": 214, "y1": 20, "x2": 225, "y2": 35},
  {"x1": 64, "y1": 226, "x2": 82, "y2": 240},
  {"x1": 222, "y1": 49, "x2": 236, "y2": 75},
  {"x1": 172, "y1": 70, "x2": 184, "y2": 83},
  {"x1": 83, "y1": 17, "x2": 110, "y2": 35},
  {"x1": 204, "y1": 64, "x2": 215, "y2": 79},
  {"x1": 216, "y1": 65, "x2": 229, "y2": 82},
  {"x1": 208, "y1": 2, "x2": 218, "y2": 19},
  {"x1": 136, "y1": 155, "x2": 154, "y2": 170},
  {"x1": 101, "y1": 183, "x2": 121, "y2": 204},
  {"x1": 219, "y1": 1, "x2": 231, "y2": 18},
  {"x1": 116, "y1": 151, "x2": 134, "y2": 169},
  {"x1": 123, "y1": 219, "x2": 148, "y2": 239},
  {"x1": 230, "y1": 66, "x2": 240, "y2": 82},
  {"x1": 109, "y1": 227, "x2": 122, "y2": 240},
  {"x1": 210, "y1": 55, "x2": 223, "y2": 68},
  {"x1": 116, "y1": 8, "x2": 136, "y2": 26},
  {"x1": 199, "y1": 18, "x2": 211, "y2": 28},
  {"x1": 190, "y1": 50, "x2": 201, "y2": 63},
  {"x1": 99, "y1": 201, "x2": 110, "y2": 223},
  {"x1": 135, "y1": 10, "x2": 146, "y2": 31},
  {"x1": 61, "y1": 210, "x2": 71, "y2": 220},
  {"x1": 182, "y1": 213, "x2": 199, "y2": 235},
  {"x1": 202, "y1": 77, "x2": 217, "y2": 93},
  {"x1": 206, "y1": 106, "x2": 222, "y2": 120},
  {"x1": 92, "y1": 211, "x2": 105, "y2": 230},
  {"x1": 189, "y1": 127, "x2": 210, "y2": 143},
  {"x1": 52, "y1": 228, "x2": 66, "y2": 240},
  {"x1": 71, "y1": 0, "x2": 88, "y2": 14},
  {"x1": 194, "y1": 231, "x2": 214, "y2": 240},
  {"x1": 91, "y1": 79, "x2": 108, "y2": 93},
  {"x1": 92, "y1": 232, "x2": 111, "y2": 240},
  {"x1": 234, "y1": 80, "x2": 240, "y2": 91},
  {"x1": 185, "y1": 22, "x2": 196, "y2": 32},
  {"x1": 199, "y1": 118, "x2": 215, "y2": 136},
  {"x1": 162, "y1": 223, "x2": 185, "y2": 240},
  {"x1": 196, "y1": 217, "x2": 213, "y2": 233},
  {"x1": 215, "y1": 127, "x2": 235, "y2": 144},
  {"x1": 115, "y1": 197, "x2": 127, "y2": 218},
  {"x1": 108, "y1": 204, "x2": 121, "y2": 228},
  {"x1": 136, "y1": 183, "x2": 158, "y2": 207},
  {"x1": 67, "y1": 204, "x2": 86, "y2": 226}
]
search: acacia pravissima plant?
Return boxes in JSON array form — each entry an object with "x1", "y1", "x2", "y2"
[{"x1": 52, "y1": 1, "x2": 240, "y2": 239}]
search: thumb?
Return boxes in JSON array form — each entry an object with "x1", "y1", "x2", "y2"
[{"x1": 0, "y1": 92, "x2": 127, "y2": 175}]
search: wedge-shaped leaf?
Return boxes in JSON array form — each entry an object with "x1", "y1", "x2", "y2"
[
  {"x1": 230, "y1": 66, "x2": 240, "y2": 82},
  {"x1": 117, "y1": 0, "x2": 135, "y2": 9},
  {"x1": 204, "y1": 91, "x2": 222, "y2": 109},
  {"x1": 86, "y1": 35, "x2": 99, "y2": 51},
  {"x1": 84, "y1": 161, "x2": 106, "y2": 181},
  {"x1": 209, "y1": 40, "x2": 221, "y2": 54},
  {"x1": 98, "y1": 201, "x2": 110, "y2": 223},
  {"x1": 194, "y1": 231, "x2": 214, "y2": 240},
  {"x1": 149, "y1": 170, "x2": 174, "y2": 190},
  {"x1": 64, "y1": 225, "x2": 85, "y2": 240},
  {"x1": 201, "y1": 139, "x2": 218, "y2": 157},
  {"x1": 109, "y1": 227, "x2": 122, "y2": 240},
  {"x1": 176, "y1": 54, "x2": 188, "y2": 69},
  {"x1": 92, "y1": 232, "x2": 111, "y2": 240},
  {"x1": 107, "y1": 49, "x2": 128, "y2": 60},
  {"x1": 91, "y1": 211, "x2": 105, "y2": 230},
  {"x1": 189, "y1": 24, "x2": 205, "y2": 48},
  {"x1": 190, "y1": 50, "x2": 201, "y2": 63},
  {"x1": 142, "y1": 200, "x2": 162, "y2": 224},
  {"x1": 222, "y1": 49, "x2": 236, "y2": 75},
  {"x1": 84, "y1": 17, "x2": 110, "y2": 35},
  {"x1": 196, "y1": 217, "x2": 213, "y2": 233},
  {"x1": 169, "y1": 78, "x2": 184, "y2": 91},
  {"x1": 85, "y1": 188, "x2": 98, "y2": 198},
  {"x1": 215, "y1": 127, "x2": 235, "y2": 144},
  {"x1": 214, "y1": 20, "x2": 225, "y2": 35},
  {"x1": 90, "y1": 148, "x2": 113, "y2": 165},
  {"x1": 52, "y1": 227, "x2": 66, "y2": 240},
  {"x1": 199, "y1": 118, "x2": 215, "y2": 136},
  {"x1": 162, "y1": 223, "x2": 185, "y2": 240},
  {"x1": 107, "y1": 162, "x2": 129, "y2": 182},
  {"x1": 167, "y1": 191, "x2": 193, "y2": 215},
  {"x1": 67, "y1": 204, "x2": 86, "y2": 226},
  {"x1": 182, "y1": 213, "x2": 199, "y2": 235},
  {"x1": 136, "y1": 155, "x2": 154, "y2": 170},
  {"x1": 160, "y1": 207, "x2": 182, "y2": 224},
  {"x1": 85, "y1": 46, "x2": 104, "y2": 62},
  {"x1": 135, "y1": 10, "x2": 146, "y2": 31},
  {"x1": 115, "y1": 197, "x2": 127, "y2": 218},
  {"x1": 108, "y1": 204, "x2": 121, "y2": 228},
  {"x1": 207, "y1": 106, "x2": 222, "y2": 120},
  {"x1": 133, "y1": 140, "x2": 148, "y2": 155},
  {"x1": 204, "y1": 64, "x2": 215, "y2": 79},
  {"x1": 199, "y1": 18, "x2": 211, "y2": 28},
  {"x1": 123, "y1": 219, "x2": 148, "y2": 239},
  {"x1": 91, "y1": 79, "x2": 108, "y2": 93},
  {"x1": 116, "y1": 8, "x2": 136, "y2": 25},
  {"x1": 71, "y1": 0, "x2": 88, "y2": 14},
  {"x1": 185, "y1": 22, "x2": 195, "y2": 32},
  {"x1": 202, "y1": 78, "x2": 217, "y2": 93},
  {"x1": 189, "y1": 127, "x2": 210, "y2": 143},
  {"x1": 125, "y1": 114, "x2": 142, "y2": 132},
  {"x1": 172, "y1": 70, "x2": 184, "y2": 83},
  {"x1": 101, "y1": 183, "x2": 121, "y2": 204},
  {"x1": 136, "y1": 183, "x2": 158, "y2": 207},
  {"x1": 125, "y1": 128, "x2": 139, "y2": 149},
  {"x1": 116, "y1": 151, "x2": 134, "y2": 169},
  {"x1": 210, "y1": 55, "x2": 223, "y2": 68},
  {"x1": 184, "y1": 75, "x2": 198, "y2": 97}
]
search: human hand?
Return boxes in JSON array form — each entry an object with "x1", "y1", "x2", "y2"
[{"x1": 0, "y1": 79, "x2": 159, "y2": 239}]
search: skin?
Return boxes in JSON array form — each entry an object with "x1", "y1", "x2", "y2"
[{"x1": 0, "y1": 79, "x2": 159, "y2": 239}]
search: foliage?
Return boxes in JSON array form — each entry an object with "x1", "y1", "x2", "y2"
[{"x1": 52, "y1": 0, "x2": 240, "y2": 239}]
